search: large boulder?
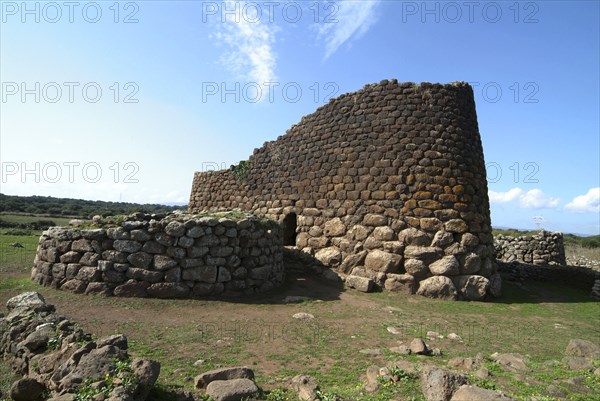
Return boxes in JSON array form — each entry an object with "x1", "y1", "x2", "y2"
[
  {"x1": 131, "y1": 358, "x2": 161, "y2": 400},
  {"x1": 420, "y1": 365, "x2": 466, "y2": 401},
  {"x1": 290, "y1": 375, "x2": 319, "y2": 401},
  {"x1": 565, "y1": 339, "x2": 600, "y2": 358},
  {"x1": 452, "y1": 275, "x2": 490, "y2": 301},
  {"x1": 429, "y1": 256, "x2": 460, "y2": 276},
  {"x1": 6, "y1": 292, "x2": 46, "y2": 310},
  {"x1": 417, "y1": 276, "x2": 457, "y2": 300},
  {"x1": 10, "y1": 378, "x2": 45, "y2": 401},
  {"x1": 345, "y1": 275, "x2": 373, "y2": 293},
  {"x1": 195, "y1": 367, "x2": 255, "y2": 389},
  {"x1": 384, "y1": 273, "x2": 416, "y2": 294},
  {"x1": 206, "y1": 379, "x2": 259, "y2": 401},
  {"x1": 315, "y1": 247, "x2": 342, "y2": 267},
  {"x1": 364, "y1": 250, "x2": 402, "y2": 273}
]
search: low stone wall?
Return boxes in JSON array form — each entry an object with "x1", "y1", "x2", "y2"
[
  {"x1": 31, "y1": 212, "x2": 284, "y2": 299},
  {"x1": 498, "y1": 262, "x2": 598, "y2": 291},
  {"x1": 494, "y1": 231, "x2": 566, "y2": 266}
]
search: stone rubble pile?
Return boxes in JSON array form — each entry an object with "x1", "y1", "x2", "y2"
[{"x1": 0, "y1": 292, "x2": 160, "y2": 401}]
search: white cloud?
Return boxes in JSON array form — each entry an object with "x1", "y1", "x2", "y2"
[
  {"x1": 565, "y1": 187, "x2": 600, "y2": 213},
  {"x1": 315, "y1": 0, "x2": 381, "y2": 59},
  {"x1": 212, "y1": 0, "x2": 277, "y2": 98},
  {"x1": 489, "y1": 187, "x2": 524, "y2": 203},
  {"x1": 519, "y1": 189, "x2": 560, "y2": 209},
  {"x1": 489, "y1": 187, "x2": 560, "y2": 209}
]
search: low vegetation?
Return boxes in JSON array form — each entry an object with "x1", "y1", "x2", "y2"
[{"x1": 0, "y1": 193, "x2": 185, "y2": 218}]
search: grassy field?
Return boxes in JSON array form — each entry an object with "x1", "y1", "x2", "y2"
[
  {"x1": 1, "y1": 236, "x2": 600, "y2": 400},
  {"x1": 0, "y1": 212, "x2": 73, "y2": 226},
  {"x1": 0, "y1": 229, "x2": 599, "y2": 401}
]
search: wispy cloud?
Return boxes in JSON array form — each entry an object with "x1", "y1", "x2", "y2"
[
  {"x1": 489, "y1": 187, "x2": 560, "y2": 209},
  {"x1": 316, "y1": 0, "x2": 381, "y2": 59},
  {"x1": 212, "y1": 1, "x2": 277, "y2": 95},
  {"x1": 565, "y1": 187, "x2": 600, "y2": 213}
]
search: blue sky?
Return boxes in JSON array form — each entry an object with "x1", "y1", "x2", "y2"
[{"x1": 0, "y1": 0, "x2": 598, "y2": 235}]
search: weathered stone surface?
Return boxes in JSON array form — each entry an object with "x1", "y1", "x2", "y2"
[
  {"x1": 126, "y1": 268, "x2": 163, "y2": 283},
  {"x1": 364, "y1": 250, "x2": 401, "y2": 273},
  {"x1": 205, "y1": 379, "x2": 259, "y2": 401},
  {"x1": 450, "y1": 385, "x2": 514, "y2": 401},
  {"x1": 127, "y1": 252, "x2": 153, "y2": 269},
  {"x1": 404, "y1": 258, "x2": 430, "y2": 279},
  {"x1": 429, "y1": 256, "x2": 460, "y2": 276},
  {"x1": 6, "y1": 292, "x2": 46, "y2": 310},
  {"x1": 154, "y1": 255, "x2": 178, "y2": 271},
  {"x1": 345, "y1": 275, "x2": 373, "y2": 292},
  {"x1": 445, "y1": 219, "x2": 468, "y2": 233},
  {"x1": 489, "y1": 272, "x2": 502, "y2": 297},
  {"x1": 182, "y1": 266, "x2": 218, "y2": 283},
  {"x1": 131, "y1": 358, "x2": 161, "y2": 399},
  {"x1": 10, "y1": 378, "x2": 45, "y2": 401},
  {"x1": 490, "y1": 353, "x2": 530, "y2": 372},
  {"x1": 417, "y1": 276, "x2": 457, "y2": 300},
  {"x1": 399, "y1": 228, "x2": 430, "y2": 246},
  {"x1": 452, "y1": 275, "x2": 490, "y2": 301},
  {"x1": 113, "y1": 240, "x2": 142, "y2": 253},
  {"x1": 384, "y1": 273, "x2": 416, "y2": 294},
  {"x1": 315, "y1": 247, "x2": 342, "y2": 267},
  {"x1": 404, "y1": 246, "x2": 443, "y2": 264},
  {"x1": 409, "y1": 338, "x2": 428, "y2": 354},
  {"x1": 565, "y1": 339, "x2": 600, "y2": 358},
  {"x1": 421, "y1": 365, "x2": 467, "y2": 401},
  {"x1": 290, "y1": 375, "x2": 319, "y2": 401},
  {"x1": 323, "y1": 218, "x2": 346, "y2": 237},
  {"x1": 147, "y1": 283, "x2": 190, "y2": 299},
  {"x1": 195, "y1": 367, "x2": 255, "y2": 388}
]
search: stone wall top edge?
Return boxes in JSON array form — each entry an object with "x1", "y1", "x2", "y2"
[{"x1": 191, "y1": 79, "x2": 475, "y2": 176}]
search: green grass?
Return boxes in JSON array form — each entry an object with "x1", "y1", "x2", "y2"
[
  {"x1": 1, "y1": 231, "x2": 599, "y2": 401},
  {"x1": 0, "y1": 213, "x2": 72, "y2": 226}
]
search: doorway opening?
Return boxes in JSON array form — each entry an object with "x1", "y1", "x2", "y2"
[{"x1": 282, "y1": 213, "x2": 297, "y2": 246}]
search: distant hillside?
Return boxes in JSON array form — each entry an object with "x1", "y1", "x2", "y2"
[{"x1": 0, "y1": 193, "x2": 186, "y2": 219}]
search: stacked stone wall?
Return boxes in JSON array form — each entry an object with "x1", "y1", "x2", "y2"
[
  {"x1": 189, "y1": 80, "x2": 499, "y2": 300},
  {"x1": 495, "y1": 231, "x2": 566, "y2": 266},
  {"x1": 31, "y1": 213, "x2": 284, "y2": 298}
]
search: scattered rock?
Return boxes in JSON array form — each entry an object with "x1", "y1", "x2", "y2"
[
  {"x1": 448, "y1": 357, "x2": 475, "y2": 371},
  {"x1": 194, "y1": 367, "x2": 255, "y2": 388},
  {"x1": 10, "y1": 378, "x2": 45, "y2": 401},
  {"x1": 290, "y1": 375, "x2": 319, "y2": 401},
  {"x1": 447, "y1": 333, "x2": 462, "y2": 341},
  {"x1": 387, "y1": 326, "x2": 402, "y2": 335},
  {"x1": 6, "y1": 292, "x2": 46, "y2": 310},
  {"x1": 389, "y1": 345, "x2": 411, "y2": 355},
  {"x1": 490, "y1": 353, "x2": 530, "y2": 372},
  {"x1": 359, "y1": 348, "x2": 383, "y2": 356},
  {"x1": 474, "y1": 367, "x2": 489, "y2": 379},
  {"x1": 450, "y1": 385, "x2": 514, "y2": 401},
  {"x1": 565, "y1": 356, "x2": 593, "y2": 370},
  {"x1": 565, "y1": 339, "x2": 600, "y2": 358},
  {"x1": 409, "y1": 338, "x2": 429, "y2": 355},
  {"x1": 426, "y1": 331, "x2": 443, "y2": 340},
  {"x1": 364, "y1": 365, "x2": 380, "y2": 393},
  {"x1": 292, "y1": 313, "x2": 315, "y2": 320},
  {"x1": 420, "y1": 365, "x2": 467, "y2": 401},
  {"x1": 206, "y1": 378, "x2": 259, "y2": 401}
]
